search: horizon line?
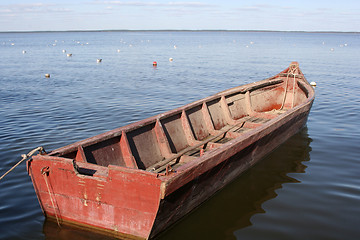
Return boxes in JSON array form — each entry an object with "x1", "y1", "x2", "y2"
[{"x1": 1, "y1": 29, "x2": 359, "y2": 34}]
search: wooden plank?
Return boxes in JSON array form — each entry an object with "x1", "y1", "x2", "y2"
[
  {"x1": 154, "y1": 119, "x2": 173, "y2": 158},
  {"x1": 75, "y1": 145, "x2": 87, "y2": 163},
  {"x1": 201, "y1": 101, "x2": 216, "y2": 133},
  {"x1": 119, "y1": 131, "x2": 138, "y2": 169},
  {"x1": 220, "y1": 95, "x2": 237, "y2": 125},
  {"x1": 181, "y1": 109, "x2": 197, "y2": 145}
]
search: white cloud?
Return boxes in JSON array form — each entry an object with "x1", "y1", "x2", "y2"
[
  {"x1": 0, "y1": 3, "x2": 72, "y2": 15},
  {"x1": 92, "y1": 1, "x2": 215, "y2": 8},
  {"x1": 89, "y1": 0, "x2": 218, "y2": 18},
  {"x1": 236, "y1": 4, "x2": 277, "y2": 12}
]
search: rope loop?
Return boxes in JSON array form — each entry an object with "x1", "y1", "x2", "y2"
[{"x1": 0, "y1": 146, "x2": 46, "y2": 181}]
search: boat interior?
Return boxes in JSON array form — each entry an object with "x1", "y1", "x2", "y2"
[{"x1": 51, "y1": 72, "x2": 310, "y2": 175}]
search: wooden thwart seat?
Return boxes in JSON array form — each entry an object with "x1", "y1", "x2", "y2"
[
  {"x1": 147, "y1": 110, "x2": 283, "y2": 173},
  {"x1": 146, "y1": 120, "x2": 247, "y2": 173}
]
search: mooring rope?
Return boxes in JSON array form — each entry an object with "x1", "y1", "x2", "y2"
[{"x1": 0, "y1": 146, "x2": 45, "y2": 181}]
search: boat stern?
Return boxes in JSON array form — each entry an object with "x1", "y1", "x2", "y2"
[{"x1": 27, "y1": 155, "x2": 163, "y2": 239}]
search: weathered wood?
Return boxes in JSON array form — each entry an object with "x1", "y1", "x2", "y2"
[
  {"x1": 147, "y1": 121, "x2": 246, "y2": 172},
  {"x1": 120, "y1": 131, "x2": 138, "y2": 169},
  {"x1": 27, "y1": 62, "x2": 314, "y2": 240}
]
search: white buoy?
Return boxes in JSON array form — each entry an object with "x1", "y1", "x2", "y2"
[
  {"x1": 45, "y1": 73, "x2": 50, "y2": 78},
  {"x1": 117, "y1": 49, "x2": 121, "y2": 53},
  {"x1": 62, "y1": 49, "x2": 66, "y2": 53},
  {"x1": 310, "y1": 81, "x2": 317, "y2": 87},
  {"x1": 22, "y1": 50, "x2": 26, "y2": 54},
  {"x1": 67, "y1": 53, "x2": 72, "y2": 57},
  {"x1": 97, "y1": 59, "x2": 102, "y2": 63}
]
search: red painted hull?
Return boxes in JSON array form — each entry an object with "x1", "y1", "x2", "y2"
[{"x1": 28, "y1": 62, "x2": 315, "y2": 239}]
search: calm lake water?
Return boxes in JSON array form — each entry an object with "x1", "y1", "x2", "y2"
[{"x1": 0, "y1": 31, "x2": 359, "y2": 240}]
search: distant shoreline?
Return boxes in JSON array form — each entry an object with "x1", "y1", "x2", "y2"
[{"x1": 0, "y1": 29, "x2": 359, "y2": 34}]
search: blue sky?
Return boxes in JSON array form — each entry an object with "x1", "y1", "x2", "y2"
[{"x1": 0, "y1": 0, "x2": 359, "y2": 32}]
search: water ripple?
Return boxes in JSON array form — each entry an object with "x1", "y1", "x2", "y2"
[{"x1": 1, "y1": 31, "x2": 360, "y2": 240}]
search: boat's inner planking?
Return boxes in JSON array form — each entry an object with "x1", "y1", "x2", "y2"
[{"x1": 51, "y1": 74, "x2": 308, "y2": 174}]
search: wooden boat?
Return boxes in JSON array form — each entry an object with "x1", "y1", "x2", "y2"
[{"x1": 27, "y1": 62, "x2": 315, "y2": 239}]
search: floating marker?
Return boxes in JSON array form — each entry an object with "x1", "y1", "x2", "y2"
[
  {"x1": 310, "y1": 81, "x2": 317, "y2": 87},
  {"x1": 169, "y1": 58, "x2": 173, "y2": 62},
  {"x1": 117, "y1": 49, "x2": 121, "y2": 53},
  {"x1": 62, "y1": 49, "x2": 66, "y2": 53},
  {"x1": 97, "y1": 59, "x2": 102, "y2": 63},
  {"x1": 45, "y1": 74, "x2": 50, "y2": 78},
  {"x1": 153, "y1": 61, "x2": 157, "y2": 66},
  {"x1": 22, "y1": 50, "x2": 26, "y2": 54}
]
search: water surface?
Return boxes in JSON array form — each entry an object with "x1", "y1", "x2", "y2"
[{"x1": 0, "y1": 31, "x2": 359, "y2": 240}]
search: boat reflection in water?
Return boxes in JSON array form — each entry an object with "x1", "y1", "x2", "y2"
[{"x1": 42, "y1": 128, "x2": 312, "y2": 240}]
